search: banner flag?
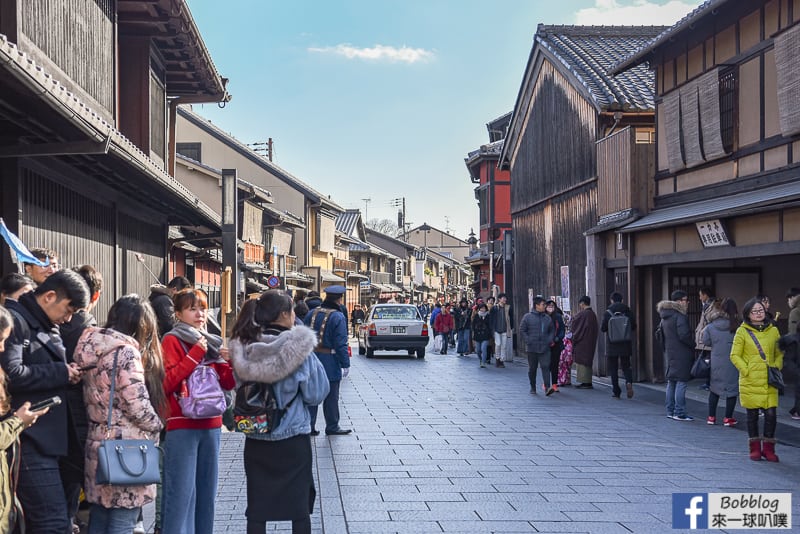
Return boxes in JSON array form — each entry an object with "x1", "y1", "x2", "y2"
[{"x1": 0, "y1": 218, "x2": 49, "y2": 266}]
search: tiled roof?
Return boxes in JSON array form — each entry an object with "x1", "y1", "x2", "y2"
[
  {"x1": 0, "y1": 33, "x2": 220, "y2": 227},
  {"x1": 536, "y1": 24, "x2": 668, "y2": 111},
  {"x1": 335, "y1": 209, "x2": 361, "y2": 236},
  {"x1": 466, "y1": 140, "x2": 504, "y2": 165},
  {"x1": 609, "y1": 1, "x2": 729, "y2": 75},
  {"x1": 486, "y1": 112, "x2": 512, "y2": 142}
]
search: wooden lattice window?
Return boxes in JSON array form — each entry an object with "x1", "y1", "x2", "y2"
[{"x1": 719, "y1": 66, "x2": 737, "y2": 154}]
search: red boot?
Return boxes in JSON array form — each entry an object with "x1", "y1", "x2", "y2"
[
  {"x1": 762, "y1": 438, "x2": 779, "y2": 462},
  {"x1": 748, "y1": 438, "x2": 762, "y2": 461}
]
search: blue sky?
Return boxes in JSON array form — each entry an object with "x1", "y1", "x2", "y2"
[{"x1": 186, "y1": 0, "x2": 701, "y2": 241}]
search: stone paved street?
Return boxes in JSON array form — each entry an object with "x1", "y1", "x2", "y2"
[{"x1": 159, "y1": 340, "x2": 799, "y2": 533}]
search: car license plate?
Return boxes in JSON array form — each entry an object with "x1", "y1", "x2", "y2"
[{"x1": 392, "y1": 326, "x2": 406, "y2": 334}]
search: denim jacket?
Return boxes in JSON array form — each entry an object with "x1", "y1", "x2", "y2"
[{"x1": 230, "y1": 325, "x2": 330, "y2": 441}]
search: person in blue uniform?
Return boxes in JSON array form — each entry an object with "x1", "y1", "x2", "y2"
[{"x1": 304, "y1": 286, "x2": 352, "y2": 436}]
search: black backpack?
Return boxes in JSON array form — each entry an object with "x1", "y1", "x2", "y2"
[
  {"x1": 232, "y1": 382, "x2": 287, "y2": 434},
  {"x1": 607, "y1": 311, "x2": 632, "y2": 343}
]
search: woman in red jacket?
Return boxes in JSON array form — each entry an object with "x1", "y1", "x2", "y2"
[
  {"x1": 161, "y1": 289, "x2": 235, "y2": 534},
  {"x1": 434, "y1": 304, "x2": 455, "y2": 355}
]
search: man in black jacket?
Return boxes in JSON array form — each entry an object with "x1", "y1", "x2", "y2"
[
  {"x1": 59, "y1": 265, "x2": 103, "y2": 532},
  {"x1": 601, "y1": 292, "x2": 637, "y2": 399},
  {"x1": 2, "y1": 269, "x2": 89, "y2": 534},
  {"x1": 149, "y1": 275, "x2": 192, "y2": 339}
]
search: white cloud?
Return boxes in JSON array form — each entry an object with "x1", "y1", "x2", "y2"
[
  {"x1": 308, "y1": 44, "x2": 434, "y2": 64},
  {"x1": 574, "y1": 0, "x2": 703, "y2": 25}
]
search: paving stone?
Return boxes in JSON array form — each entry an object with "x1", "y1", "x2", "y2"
[{"x1": 201, "y1": 341, "x2": 800, "y2": 533}]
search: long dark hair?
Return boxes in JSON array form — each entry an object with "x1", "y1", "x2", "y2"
[
  {"x1": 721, "y1": 298, "x2": 740, "y2": 333},
  {"x1": 231, "y1": 299, "x2": 260, "y2": 344},
  {"x1": 233, "y1": 290, "x2": 294, "y2": 344},
  {"x1": 105, "y1": 294, "x2": 167, "y2": 418}
]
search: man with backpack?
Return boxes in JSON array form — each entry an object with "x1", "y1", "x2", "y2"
[
  {"x1": 601, "y1": 292, "x2": 637, "y2": 399},
  {"x1": 305, "y1": 286, "x2": 352, "y2": 436}
]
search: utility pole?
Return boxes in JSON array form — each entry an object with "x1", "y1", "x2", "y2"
[
  {"x1": 361, "y1": 198, "x2": 371, "y2": 223},
  {"x1": 246, "y1": 138, "x2": 274, "y2": 161},
  {"x1": 390, "y1": 197, "x2": 406, "y2": 239}
]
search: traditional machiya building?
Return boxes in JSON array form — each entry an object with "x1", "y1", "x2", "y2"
[
  {"x1": 465, "y1": 112, "x2": 512, "y2": 300},
  {"x1": 173, "y1": 154, "x2": 307, "y2": 301},
  {"x1": 609, "y1": 0, "x2": 800, "y2": 382},
  {"x1": 365, "y1": 227, "x2": 420, "y2": 301},
  {"x1": 0, "y1": 0, "x2": 228, "y2": 320},
  {"x1": 175, "y1": 106, "x2": 344, "y2": 294},
  {"x1": 499, "y1": 25, "x2": 666, "y2": 327}
]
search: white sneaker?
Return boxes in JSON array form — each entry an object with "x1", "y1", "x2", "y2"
[{"x1": 133, "y1": 521, "x2": 146, "y2": 534}]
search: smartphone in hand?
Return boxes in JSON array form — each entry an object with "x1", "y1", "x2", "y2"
[{"x1": 29, "y1": 396, "x2": 62, "y2": 412}]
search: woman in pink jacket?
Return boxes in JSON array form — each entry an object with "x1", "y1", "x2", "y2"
[{"x1": 74, "y1": 295, "x2": 166, "y2": 534}]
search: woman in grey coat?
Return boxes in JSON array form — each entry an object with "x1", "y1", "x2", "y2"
[{"x1": 701, "y1": 298, "x2": 740, "y2": 427}]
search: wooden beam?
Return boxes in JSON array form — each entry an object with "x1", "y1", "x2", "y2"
[{"x1": 0, "y1": 137, "x2": 111, "y2": 158}]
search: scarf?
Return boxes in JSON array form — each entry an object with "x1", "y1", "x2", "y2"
[{"x1": 167, "y1": 321, "x2": 224, "y2": 362}]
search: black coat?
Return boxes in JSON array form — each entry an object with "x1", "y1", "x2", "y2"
[
  {"x1": 601, "y1": 302, "x2": 636, "y2": 357},
  {"x1": 471, "y1": 314, "x2": 493, "y2": 342},
  {"x1": 3, "y1": 294, "x2": 71, "y2": 456},
  {"x1": 149, "y1": 288, "x2": 175, "y2": 339}
]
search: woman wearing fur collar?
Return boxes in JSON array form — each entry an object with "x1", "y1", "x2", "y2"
[{"x1": 230, "y1": 291, "x2": 330, "y2": 534}]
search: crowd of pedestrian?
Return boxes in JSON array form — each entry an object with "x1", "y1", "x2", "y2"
[{"x1": 0, "y1": 246, "x2": 353, "y2": 534}]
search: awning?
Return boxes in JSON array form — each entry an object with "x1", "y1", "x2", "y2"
[
  {"x1": 285, "y1": 271, "x2": 313, "y2": 282},
  {"x1": 347, "y1": 272, "x2": 369, "y2": 280},
  {"x1": 619, "y1": 180, "x2": 800, "y2": 233},
  {"x1": 286, "y1": 284, "x2": 309, "y2": 294},
  {"x1": 320, "y1": 270, "x2": 346, "y2": 283},
  {"x1": 245, "y1": 278, "x2": 269, "y2": 292}
]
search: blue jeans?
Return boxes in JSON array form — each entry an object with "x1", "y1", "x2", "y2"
[
  {"x1": 162, "y1": 428, "x2": 221, "y2": 534},
  {"x1": 666, "y1": 380, "x2": 688, "y2": 417},
  {"x1": 16, "y1": 440, "x2": 70, "y2": 534},
  {"x1": 88, "y1": 504, "x2": 140, "y2": 534},
  {"x1": 475, "y1": 340, "x2": 489, "y2": 364},
  {"x1": 456, "y1": 329, "x2": 470, "y2": 354},
  {"x1": 309, "y1": 379, "x2": 342, "y2": 432}
]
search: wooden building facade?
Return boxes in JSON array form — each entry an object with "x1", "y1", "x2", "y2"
[
  {"x1": 0, "y1": 0, "x2": 227, "y2": 321},
  {"x1": 610, "y1": 0, "x2": 800, "y2": 381},
  {"x1": 500, "y1": 25, "x2": 665, "y2": 325}
]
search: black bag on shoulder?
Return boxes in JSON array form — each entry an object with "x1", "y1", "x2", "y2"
[
  {"x1": 746, "y1": 330, "x2": 785, "y2": 392},
  {"x1": 690, "y1": 354, "x2": 711, "y2": 379}
]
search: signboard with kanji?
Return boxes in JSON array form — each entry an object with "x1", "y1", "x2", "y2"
[{"x1": 696, "y1": 219, "x2": 731, "y2": 248}]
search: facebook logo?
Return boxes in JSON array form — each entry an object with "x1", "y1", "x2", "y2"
[{"x1": 673, "y1": 493, "x2": 708, "y2": 529}]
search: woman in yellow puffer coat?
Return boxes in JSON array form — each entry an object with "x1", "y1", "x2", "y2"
[{"x1": 730, "y1": 298, "x2": 783, "y2": 462}]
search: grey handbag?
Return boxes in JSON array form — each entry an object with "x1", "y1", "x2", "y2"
[{"x1": 96, "y1": 348, "x2": 161, "y2": 485}]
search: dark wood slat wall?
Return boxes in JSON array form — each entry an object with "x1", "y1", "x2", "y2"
[
  {"x1": 20, "y1": 167, "x2": 116, "y2": 321},
  {"x1": 19, "y1": 167, "x2": 167, "y2": 323},
  {"x1": 511, "y1": 61, "x2": 598, "y2": 213},
  {"x1": 119, "y1": 211, "x2": 165, "y2": 304},
  {"x1": 513, "y1": 184, "x2": 596, "y2": 314},
  {"x1": 19, "y1": 0, "x2": 115, "y2": 114},
  {"x1": 511, "y1": 59, "x2": 599, "y2": 315}
]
